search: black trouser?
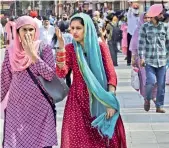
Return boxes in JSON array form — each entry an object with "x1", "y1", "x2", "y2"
[
  {"x1": 108, "y1": 41, "x2": 118, "y2": 66},
  {"x1": 66, "y1": 69, "x2": 72, "y2": 88},
  {"x1": 127, "y1": 33, "x2": 132, "y2": 64}
]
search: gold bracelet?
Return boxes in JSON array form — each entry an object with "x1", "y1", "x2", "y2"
[
  {"x1": 56, "y1": 61, "x2": 65, "y2": 64},
  {"x1": 57, "y1": 62, "x2": 65, "y2": 68},
  {"x1": 56, "y1": 55, "x2": 66, "y2": 58}
]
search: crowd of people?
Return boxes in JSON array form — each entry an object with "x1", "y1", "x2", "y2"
[{"x1": 0, "y1": 0, "x2": 169, "y2": 148}]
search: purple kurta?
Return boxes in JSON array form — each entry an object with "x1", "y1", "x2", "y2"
[{"x1": 1, "y1": 44, "x2": 57, "y2": 148}]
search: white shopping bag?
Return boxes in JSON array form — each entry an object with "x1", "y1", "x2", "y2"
[{"x1": 131, "y1": 67, "x2": 140, "y2": 90}]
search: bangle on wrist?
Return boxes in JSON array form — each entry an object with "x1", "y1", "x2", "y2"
[
  {"x1": 56, "y1": 51, "x2": 66, "y2": 57},
  {"x1": 56, "y1": 55, "x2": 65, "y2": 59},
  {"x1": 57, "y1": 57, "x2": 65, "y2": 62},
  {"x1": 56, "y1": 61, "x2": 65, "y2": 66}
]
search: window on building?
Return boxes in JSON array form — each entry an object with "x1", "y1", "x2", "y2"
[{"x1": 114, "y1": 1, "x2": 120, "y2": 11}]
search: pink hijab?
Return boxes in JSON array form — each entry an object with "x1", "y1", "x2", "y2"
[
  {"x1": 5, "y1": 21, "x2": 16, "y2": 42},
  {"x1": 8, "y1": 16, "x2": 41, "y2": 72}
]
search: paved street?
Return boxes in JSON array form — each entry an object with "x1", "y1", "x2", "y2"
[
  {"x1": 0, "y1": 49, "x2": 169, "y2": 148},
  {"x1": 55, "y1": 54, "x2": 169, "y2": 148}
]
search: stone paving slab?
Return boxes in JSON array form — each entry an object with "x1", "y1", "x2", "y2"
[
  {"x1": 154, "y1": 131, "x2": 169, "y2": 143},
  {"x1": 0, "y1": 53, "x2": 169, "y2": 148},
  {"x1": 152, "y1": 123, "x2": 169, "y2": 131},
  {"x1": 117, "y1": 54, "x2": 169, "y2": 148},
  {"x1": 158, "y1": 143, "x2": 169, "y2": 148},
  {"x1": 131, "y1": 143, "x2": 159, "y2": 148}
]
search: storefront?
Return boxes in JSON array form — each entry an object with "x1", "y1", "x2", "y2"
[{"x1": 0, "y1": 0, "x2": 15, "y2": 16}]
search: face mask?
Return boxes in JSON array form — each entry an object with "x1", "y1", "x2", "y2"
[{"x1": 132, "y1": 8, "x2": 139, "y2": 15}]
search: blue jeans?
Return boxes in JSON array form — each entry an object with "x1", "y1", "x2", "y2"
[{"x1": 145, "y1": 65, "x2": 166, "y2": 108}]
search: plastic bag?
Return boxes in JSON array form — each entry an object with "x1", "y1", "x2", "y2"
[{"x1": 131, "y1": 67, "x2": 140, "y2": 90}]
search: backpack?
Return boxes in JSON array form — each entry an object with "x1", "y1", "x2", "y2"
[{"x1": 110, "y1": 23, "x2": 122, "y2": 42}]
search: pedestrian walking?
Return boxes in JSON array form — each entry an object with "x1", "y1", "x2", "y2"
[
  {"x1": 126, "y1": 2, "x2": 139, "y2": 66},
  {"x1": 129, "y1": 13, "x2": 157, "y2": 102},
  {"x1": 39, "y1": 16, "x2": 55, "y2": 45},
  {"x1": 56, "y1": 13, "x2": 127, "y2": 148},
  {"x1": 4, "y1": 16, "x2": 16, "y2": 46},
  {"x1": 138, "y1": 4, "x2": 169, "y2": 113},
  {"x1": 1, "y1": 16, "x2": 57, "y2": 148},
  {"x1": 30, "y1": 10, "x2": 42, "y2": 29},
  {"x1": 120, "y1": 18, "x2": 128, "y2": 57},
  {"x1": 106, "y1": 13, "x2": 122, "y2": 66},
  {"x1": 92, "y1": 17, "x2": 106, "y2": 42}
]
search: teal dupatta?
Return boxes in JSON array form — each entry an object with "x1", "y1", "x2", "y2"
[{"x1": 71, "y1": 13, "x2": 120, "y2": 139}]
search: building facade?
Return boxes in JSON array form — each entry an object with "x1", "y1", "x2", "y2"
[
  {"x1": 0, "y1": 0, "x2": 169, "y2": 17},
  {"x1": 55, "y1": 0, "x2": 169, "y2": 16}
]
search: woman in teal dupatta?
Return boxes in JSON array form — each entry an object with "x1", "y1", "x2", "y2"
[{"x1": 56, "y1": 13, "x2": 127, "y2": 148}]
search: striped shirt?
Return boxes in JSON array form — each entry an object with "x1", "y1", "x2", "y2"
[{"x1": 138, "y1": 22, "x2": 169, "y2": 68}]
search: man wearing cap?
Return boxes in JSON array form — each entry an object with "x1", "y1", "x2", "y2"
[
  {"x1": 138, "y1": 4, "x2": 169, "y2": 113},
  {"x1": 93, "y1": 11, "x2": 105, "y2": 29},
  {"x1": 30, "y1": 10, "x2": 42, "y2": 29},
  {"x1": 39, "y1": 16, "x2": 55, "y2": 45},
  {"x1": 83, "y1": 2, "x2": 93, "y2": 18}
]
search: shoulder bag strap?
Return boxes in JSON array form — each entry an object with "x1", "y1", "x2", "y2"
[{"x1": 27, "y1": 68, "x2": 56, "y2": 121}]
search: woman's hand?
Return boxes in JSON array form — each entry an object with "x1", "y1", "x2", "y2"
[
  {"x1": 55, "y1": 28, "x2": 66, "y2": 69},
  {"x1": 131, "y1": 55, "x2": 136, "y2": 67},
  {"x1": 140, "y1": 59, "x2": 145, "y2": 67},
  {"x1": 55, "y1": 27, "x2": 65, "y2": 49},
  {"x1": 106, "y1": 107, "x2": 116, "y2": 119},
  {"x1": 22, "y1": 33, "x2": 38, "y2": 63},
  {"x1": 106, "y1": 85, "x2": 116, "y2": 119},
  {"x1": 109, "y1": 85, "x2": 116, "y2": 96},
  {"x1": 132, "y1": 60, "x2": 136, "y2": 67}
]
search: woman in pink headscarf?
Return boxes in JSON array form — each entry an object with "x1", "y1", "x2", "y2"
[
  {"x1": 4, "y1": 16, "x2": 16, "y2": 46},
  {"x1": 1, "y1": 16, "x2": 57, "y2": 148},
  {"x1": 129, "y1": 13, "x2": 157, "y2": 102}
]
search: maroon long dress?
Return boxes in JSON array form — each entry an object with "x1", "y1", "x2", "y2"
[{"x1": 56, "y1": 42, "x2": 127, "y2": 148}]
